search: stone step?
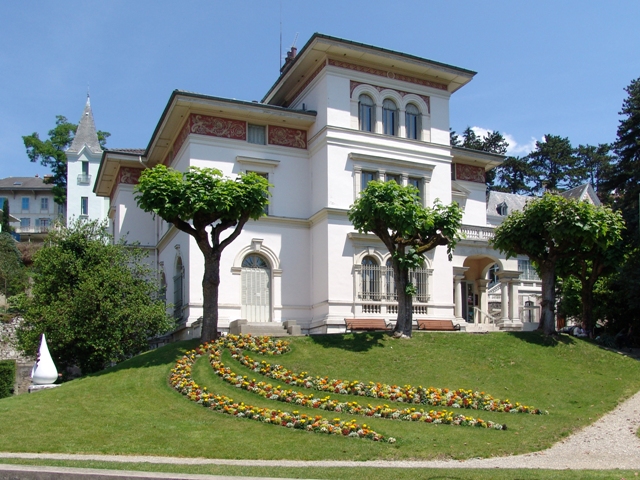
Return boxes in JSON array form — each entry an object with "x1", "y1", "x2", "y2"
[{"x1": 228, "y1": 319, "x2": 303, "y2": 337}]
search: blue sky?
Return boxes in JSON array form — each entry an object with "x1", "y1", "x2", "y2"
[{"x1": 1, "y1": 1, "x2": 638, "y2": 179}]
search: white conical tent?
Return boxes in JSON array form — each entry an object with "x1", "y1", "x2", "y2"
[{"x1": 31, "y1": 334, "x2": 58, "y2": 385}]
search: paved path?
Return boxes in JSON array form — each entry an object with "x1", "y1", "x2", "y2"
[{"x1": 2, "y1": 388, "x2": 640, "y2": 474}]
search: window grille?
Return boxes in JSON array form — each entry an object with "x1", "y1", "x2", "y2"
[
  {"x1": 518, "y1": 259, "x2": 540, "y2": 281},
  {"x1": 357, "y1": 260, "x2": 430, "y2": 303}
]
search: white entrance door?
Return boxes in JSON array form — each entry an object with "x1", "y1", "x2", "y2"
[{"x1": 241, "y1": 255, "x2": 271, "y2": 322}]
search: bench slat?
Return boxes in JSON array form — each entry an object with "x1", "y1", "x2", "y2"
[
  {"x1": 344, "y1": 318, "x2": 391, "y2": 332},
  {"x1": 416, "y1": 319, "x2": 460, "y2": 331}
]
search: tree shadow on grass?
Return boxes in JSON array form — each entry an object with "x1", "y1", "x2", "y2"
[
  {"x1": 88, "y1": 339, "x2": 200, "y2": 378},
  {"x1": 506, "y1": 330, "x2": 576, "y2": 347},
  {"x1": 308, "y1": 332, "x2": 387, "y2": 352}
]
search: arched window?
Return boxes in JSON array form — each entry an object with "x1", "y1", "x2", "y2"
[
  {"x1": 361, "y1": 256, "x2": 379, "y2": 300},
  {"x1": 358, "y1": 94, "x2": 375, "y2": 132},
  {"x1": 497, "y1": 201, "x2": 508, "y2": 216},
  {"x1": 382, "y1": 99, "x2": 397, "y2": 135},
  {"x1": 405, "y1": 103, "x2": 421, "y2": 140}
]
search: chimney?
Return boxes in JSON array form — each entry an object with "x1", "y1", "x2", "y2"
[
  {"x1": 280, "y1": 46, "x2": 297, "y2": 73},
  {"x1": 35, "y1": 174, "x2": 39, "y2": 178}
]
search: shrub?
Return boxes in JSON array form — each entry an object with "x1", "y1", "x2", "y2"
[{"x1": 0, "y1": 360, "x2": 16, "y2": 398}]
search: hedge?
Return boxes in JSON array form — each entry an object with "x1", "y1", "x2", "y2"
[{"x1": 0, "y1": 360, "x2": 16, "y2": 398}]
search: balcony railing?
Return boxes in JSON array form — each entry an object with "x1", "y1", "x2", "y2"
[
  {"x1": 15, "y1": 226, "x2": 50, "y2": 234},
  {"x1": 77, "y1": 174, "x2": 92, "y2": 185},
  {"x1": 460, "y1": 224, "x2": 495, "y2": 241}
]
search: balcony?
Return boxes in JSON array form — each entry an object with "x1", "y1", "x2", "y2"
[
  {"x1": 77, "y1": 174, "x2": 92, "y2": 185},
  {"x1": 15, "y1": 225, "x2": 50, "y2": 234},
  {"x1": 460, "y1": 224, "x2": 495, "y2": 242}
]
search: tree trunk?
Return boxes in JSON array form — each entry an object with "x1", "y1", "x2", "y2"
[
  {"x1": 200, "y1": 251, "x2": 221, "y2": 342},
  {"x1": 538, "y1": 260, "x2": 557, "y2": 336},
  {"x1": 393, "y1": 265, "x2": 413, "y2": 337}
]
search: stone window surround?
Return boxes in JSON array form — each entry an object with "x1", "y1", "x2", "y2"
[{"x1": 349, "y1": 152, "x2": 434, "y2": 207}]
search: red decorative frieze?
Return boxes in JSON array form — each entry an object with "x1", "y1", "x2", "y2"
[
  {"x1": 173, "y1": 117, "x2": 192, "y2": 157},
  {"x1": 350, "y1": 81, "x2": 430, "y2": 113},
  {"x1": 117, "y1": 167, "x2": 143, "y2": 185},
  {"x1": 268, "y1": 126, "x2": 307, "y2": 149},
  {"x1": 455, "y1": 164, "x2": 485, "y2": 184},
  {"x1": 190, "y1": 114, "x2": 246, "y2": 140},
  {"x1": 330, "y1": 58, "x2": 448, "y2": 91}
]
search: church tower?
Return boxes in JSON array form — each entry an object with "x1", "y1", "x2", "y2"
[{"x1": 66, "y1": 95, "x2": 109, "y2": 224}]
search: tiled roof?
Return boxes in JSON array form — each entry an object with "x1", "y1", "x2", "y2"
[
  {"x1": 559, "y1": 184, "x2": 601, "y2": 206},
  {"x1": 0, "y1": 176, "x2": 53, "y2": 190},
  {"x1": 67, "y1": 96, "x2": 102, "y2": 154},
  {"x1": 105, "y1": 148, "x2": 146, "y2": 155},
  {"x1": 486, "y1": 191, "x2": 534, "y2": 217}
]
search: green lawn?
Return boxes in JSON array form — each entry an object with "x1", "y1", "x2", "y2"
[{"x1": 0, "y1": 331, "x2": 639, "y2": 463}]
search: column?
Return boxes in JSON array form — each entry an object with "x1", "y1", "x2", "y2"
[
  {"x1": 500, "y1": 279, "x2": 509, "y2": 323},
  {"x1": 477, "y1": 279, "x2": 489, "y2": 324},
  {"x1": 454, "y1": 275, "x2": 463, "y2": 320},
  {"x1": 509, "y1": 279, "x2": 519, "y2": 325}
]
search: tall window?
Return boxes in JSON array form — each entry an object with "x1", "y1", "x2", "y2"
[
  {"x1": 248, "y1": 171, "x2": 269, "y2": 215},
  {"x1": 385, "y1": 173, "x2": 400, "y2": 184},
  {"x1": 382, "y1": 99, "x2": 397, "y2": 136},
  {"x1": 405, "y1": 104, "x2": 421, "y2": 140},
  {"x1": 358, "y1": 94, "x2": 375, "y2": 132},
  {"x1": 248, "y1": 124, "x2": 266, "y2": 145},
  {"x1": 82, "y1": 161, "x2": 89, "y2": 175},
  {"x1": 20, "y1": 218, "x2": 30, "y2": 228},
  {"x1": 39, "y1": 218, "x2": 50, "y2": 231},
  {"x1": 360, "y1": 256, "x2": 380, "y2": 300},
  {"x1": 21, "y1": 197, "x2": 29, "y2": 211},
  {"x1": 41, "y1": 198, "x2": 49, "y2": 211},
  {"x1": 80, "y1": 197, "x2": 88, "y2": 216},
  {"x1": 518, "y1": 259, "x2": 540, "y2": 281},
  {"x1": 173, "y1": 257, "x2": 184, "y2": 320},
  {"x1": 361, "y1": 170, "x2": 377, "y2": 191}
]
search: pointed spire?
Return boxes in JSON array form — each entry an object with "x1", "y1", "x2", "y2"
[{"x1": 67, "y1": 95, "x2": 102, "y2": 154}]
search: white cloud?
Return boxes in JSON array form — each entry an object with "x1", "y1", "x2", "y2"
[{"x1": 470, "y1": 126, "x2": 538, "y2": 157}]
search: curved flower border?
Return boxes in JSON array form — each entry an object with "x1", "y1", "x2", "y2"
[
  {"x1": 170, "y1": 342, "x2": 393, "y2": 443},
  {"x1": 170, "y1": 335, "x2": 554, "y2": 442}
]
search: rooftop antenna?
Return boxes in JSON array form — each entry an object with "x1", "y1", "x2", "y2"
[
  {"x1": 291, "y1": 32, "x2": 299, "y2": 50},
  {"x1": 279, "y1": 0, "x2": 282, "y2": 70}
]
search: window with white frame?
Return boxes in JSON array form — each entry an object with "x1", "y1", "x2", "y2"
[
  {"x1": 80, "y1": 197, "x2": 88, "y2": 216},
  {"x1": 518, "y1": 259, "x2": 540, "y2": 281},
  {"x1": 356, "y1": 256, "x2": 430, "y2": 303},
  {"x1": 248, "y1": 124, "x2": 266, "y2": 145},
  {"x1": 40, "y1": 197, "x2": 49, "y2": 211},
  {"x1": 385, "y1": 173, "x2": 400, "y2": 184},
  {"x1": 20, "y1": 218, "x2": 30, "y2": 228},
  {"x1": 21, "y1": 197, "x2": 29, "y2": 211},
  {"x1": 247, "y1": 171, "x2": 269, "y2": 215},
  {"x1": 405, "y1": 103, "x2": 421, "y2": 140},
  {"x1": 361, "y1": 170, "x2": 377, "y2": 191},
  {"x1": 38, "y1": 218, "x2": 50, "y2": 231},
  {"x1": 382, "y1": 99, "x2": 397, "y2": 136},
  {"x1": 358, "y1": 94, "x2": 375, "y2": 132}
]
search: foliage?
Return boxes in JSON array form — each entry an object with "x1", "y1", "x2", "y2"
[
  {"x1": 0, "y1": 333, "x2": 639, "y2": 463},
  {"x1": 0, "y1": 232, "x2": 28, "y2": 300},
  {"x1": 491, "y1": 195, "x2": 623, "y2": 334},
  {"x1": 135, "y1": 165, "x2": 270, "y2": 341},
  {"x1": 1, "y1": 199, "x2": 13, "y2": 234},
  {"x1": 576, "y1": 143, "x2": 614, "y2": 203},
  {"x1": 348, "y1": 181, "x2": 462, "y2": 336},
  {"x1": 597, "y1": 247, "x2": 640, "y2": 334},
  {"x1": 0, "y1": 360, "x2": 15, "y2": 398},
  {"x1": 14, "y1": 220, "x2": 172, "y2": 374},
  {"x1": 527, "y1": 134, "x2": 587, "y2": 194},
  {"x1": 23, "y1": 115, "x2": 109, "y2": 205},
  {"x1": 450, "y1": 127, "x2": 509, "y2": 188},
  {"x1": 491, "y1": 156, "x2": 533, "y2": 194},
  {"x1": 605, "y1": 77, "x2": 640, "y2": 239}
]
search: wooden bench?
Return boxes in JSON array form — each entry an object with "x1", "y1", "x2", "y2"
[
  {"x1": 416, "y1": 319, "x2": 460, "y2": 331},
  {"x1": 344, "y1": 318, "x2": 391, "y2": 333}
]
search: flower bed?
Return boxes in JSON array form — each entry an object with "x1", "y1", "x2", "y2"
[{"x1": 170, "y1": 335, "x2": 553, "y2": 441}]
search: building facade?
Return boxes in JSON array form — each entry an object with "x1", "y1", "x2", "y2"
[
  {"x1": 66, "y1": 96, "x2": 110, "y2": 224},
  {"x1": 96, "y1": 34, "x2": 541, "y2": 336},
  {"x1": 0, "y1": 176, "x2": 62, "y2": 241}
]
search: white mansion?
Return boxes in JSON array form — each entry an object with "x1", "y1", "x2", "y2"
[{"x1": 94, "y1": 34, "x2": 546, "y2": 336}]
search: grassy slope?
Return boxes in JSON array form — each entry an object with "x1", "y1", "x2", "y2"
[{"x1": 0, "y1": 332, "x2": 638, "y2": 461}]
